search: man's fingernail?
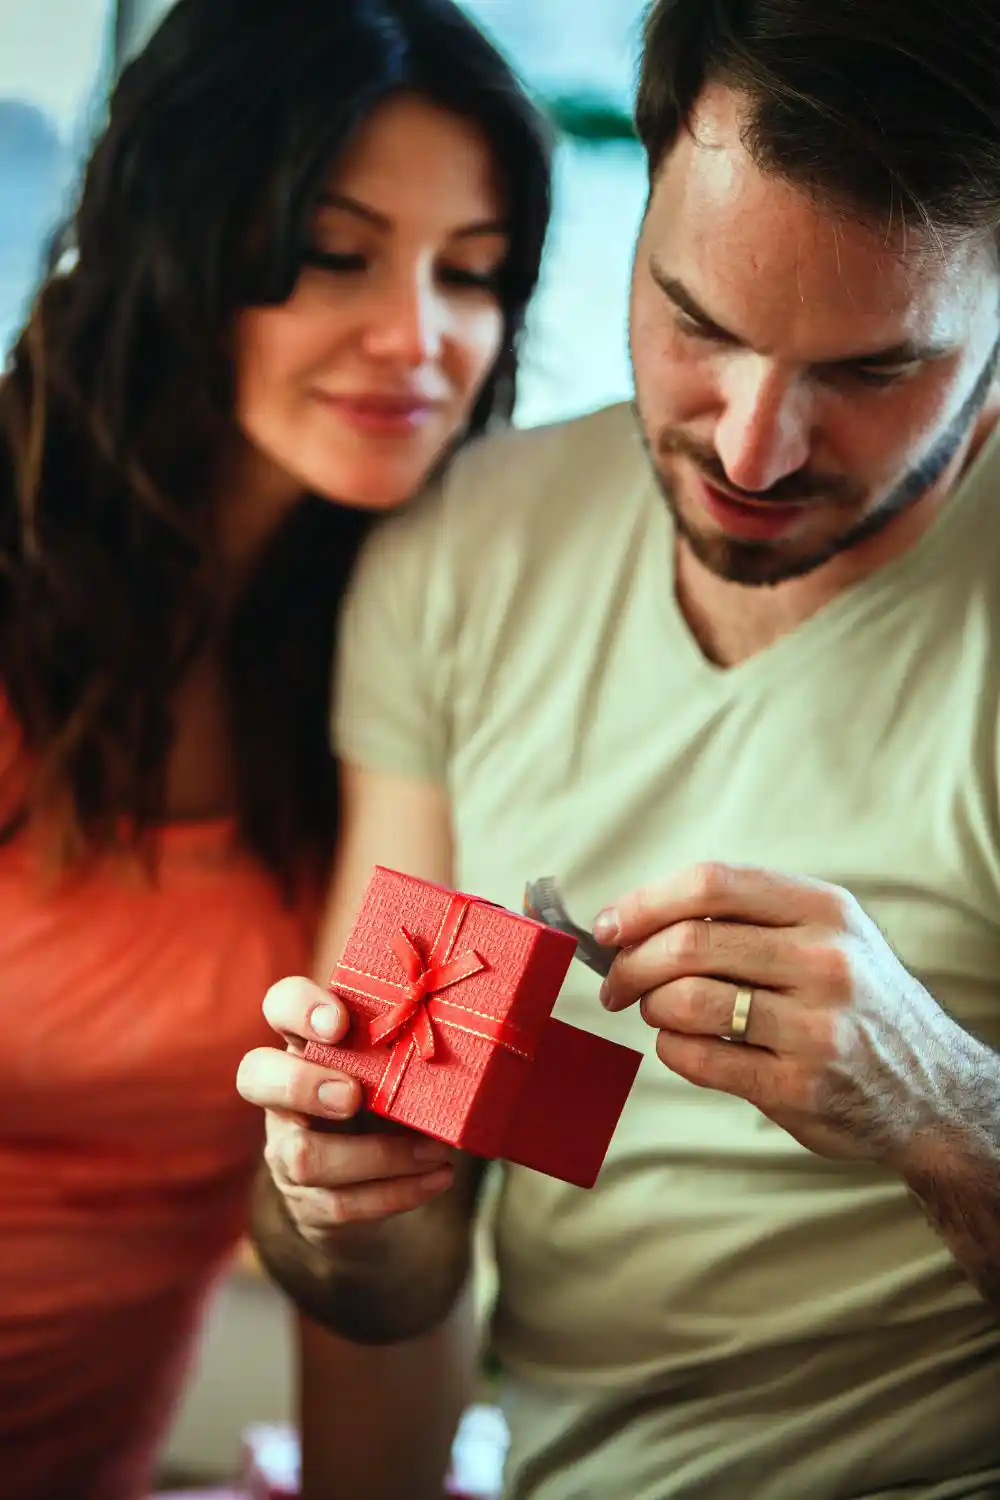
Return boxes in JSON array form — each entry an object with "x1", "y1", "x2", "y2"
[
  {"x1": 309, "y1": 1004, "x2": 341, "y2": 1040},
  {"x1": 317, "y1": 1079, "x2": 353, "y2": 1114},
  {"x1": 599, "y1": 979, "x2": 612, "y2": 1009},
  {"x1": 593, "y1": 908, "x2": 620, "y2": 942}
]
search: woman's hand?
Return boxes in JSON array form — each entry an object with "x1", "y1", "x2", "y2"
[{"x1": 236, "y1": 977, "x2": 455, "y2": 1246}]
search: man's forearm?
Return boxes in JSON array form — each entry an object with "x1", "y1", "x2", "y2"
[
  {"x1": 250, "y1": 1164, "x2": 480, "y2": 1344},
  {"x1": 902, "y1": 1037, "x2": 1000, "y2": 1312}
]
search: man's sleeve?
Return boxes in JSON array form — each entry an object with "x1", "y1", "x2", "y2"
[{"x1": 331, "y1": 486, "x2": 455, "y2": 784}]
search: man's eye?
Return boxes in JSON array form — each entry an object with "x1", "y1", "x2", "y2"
[
  {"x1": 674, "y1": 314, "x2": 731, "y2": 345},
  {"x1": 301, "y1": 250, "x2": 367, "y2": 274},
  {"x1": 847, "y1": 363, "x2": 918, "y2": 388}
]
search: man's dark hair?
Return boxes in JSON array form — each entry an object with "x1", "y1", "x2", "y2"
[{"x1": 635, "y1": 0, "x2": 1000, "y2": 240}]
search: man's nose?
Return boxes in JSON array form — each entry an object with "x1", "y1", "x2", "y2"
[{"x1": 714, "y1": 357, "x2": 812, "y2": 492}]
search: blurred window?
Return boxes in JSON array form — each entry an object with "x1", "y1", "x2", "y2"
[{"x1": 0, "y1": 0, "x2": 115, "y2": 354}]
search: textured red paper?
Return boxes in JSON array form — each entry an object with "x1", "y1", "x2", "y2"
[
  {"x1": 305, "y1": 867, "x2": 642, "y2": 1187},
  {"x1": 500, "y1": 1017, "x2": 641, "y2": 1188}
]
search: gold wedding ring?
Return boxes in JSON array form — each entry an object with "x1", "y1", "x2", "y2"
[{"x1": 727, "y1": 985, "x2": 754, "y2": 1043}]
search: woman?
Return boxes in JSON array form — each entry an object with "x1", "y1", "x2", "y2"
[{"x1": 0, "y1": 0, "x2": 550, "y2": 1493}]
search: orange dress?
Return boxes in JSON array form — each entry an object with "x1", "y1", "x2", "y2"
[{"x1": 0, "y1": 693, "x2": 314, "y2": 1499}]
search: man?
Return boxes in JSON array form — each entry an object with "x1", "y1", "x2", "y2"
[{"x1": 237, "y1": 2, "x2": 1000, "y2": 1495}]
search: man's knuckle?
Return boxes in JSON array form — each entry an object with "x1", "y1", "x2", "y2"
[
  {"x1": 626, "y1": 886, "x2": 652, "y2": 927},
  {"x1": 810, "y1": 942, "x2": 852, "y2": 996},
  {"x1": 668, "y1": 918, "x2": 709, "y2": 964},
  {"x1": 824, "y1": 885, "x2": 858, "y2": 932},
  {"x1": 690, "y1": 861, "x2": 728, "y2": 906},
  {"x1": 672, "y1": 976, "x2": 706, "y2": 1024},
  {"x1": 802, "y1": 1007, "x2": 840, "y2": 1062}
]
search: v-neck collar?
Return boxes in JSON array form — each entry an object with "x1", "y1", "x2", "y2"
[{"x1": 653, "y1": 417, "x2": 1000, "y2": 693}]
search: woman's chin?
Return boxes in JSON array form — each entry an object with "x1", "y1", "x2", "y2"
[{"x1": 307, "y1": 462, "x2": 435, "y2": 513}]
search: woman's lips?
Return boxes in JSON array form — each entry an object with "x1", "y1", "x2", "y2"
[{"x1": 313, "y1": 392, "x2": 439, "y2": 436}]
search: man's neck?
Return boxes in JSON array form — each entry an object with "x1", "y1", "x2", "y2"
[{"x1": 675, "y1": 405, "x2": 1000, "y2": 670}]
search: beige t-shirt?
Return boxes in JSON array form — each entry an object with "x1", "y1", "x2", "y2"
[{"x1": 334, "y1": 402, "x2": 1000, "y2": 1500}]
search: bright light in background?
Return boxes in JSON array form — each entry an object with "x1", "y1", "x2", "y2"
[
  {"x1": 0, "y1": 0, "x2": 113, "y2": 354},
  {"x1": 459, "y1": 0, "x2": 649, "y2": 427},
  {"x1": 0, "y1": 2, "x2": 111, "y2": 133},
  {"x1": 1, "y1": 0, "x2": 649, "y2": 426}
]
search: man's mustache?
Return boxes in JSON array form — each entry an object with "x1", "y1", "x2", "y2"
[{"x1": 658, "y1": 431, "x2": 859, "y2": 506}]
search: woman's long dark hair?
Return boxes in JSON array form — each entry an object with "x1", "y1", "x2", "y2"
[{"x1": 0, "y1": 0, "x2": 551, "y2": 891}]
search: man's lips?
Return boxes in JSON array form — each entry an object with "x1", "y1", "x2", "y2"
[{"x1": 693, "y1": 474, "x2": 813, "y2": 541}]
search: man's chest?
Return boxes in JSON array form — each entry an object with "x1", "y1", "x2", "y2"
[{"x1": 448, "y1": 630, "x2": 1000, "y2": 1051}]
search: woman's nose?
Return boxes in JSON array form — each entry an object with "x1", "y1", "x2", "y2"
[{"x1": 361, "y1": 273, "x2": 444, "y2": 368}]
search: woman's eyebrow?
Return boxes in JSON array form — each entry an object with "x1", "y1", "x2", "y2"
[{"x1": 316, "y1": 192, "x2": 509, "y2": 240}]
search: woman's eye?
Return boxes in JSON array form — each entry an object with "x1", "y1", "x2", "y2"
[
  {"x1": 440, "y1": 266, "x2": 501, "y2": 292},
  {"x1": 301, "y1": 250, "x2": 367, "y2": 274}
]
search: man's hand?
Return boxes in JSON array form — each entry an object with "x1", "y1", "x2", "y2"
[
  {"x1": 236, "y1": 977, "x2": 456, "y2": 1247},
  {"x1": 596, "y1": 861, "x2": 980, "y2": 1168}
]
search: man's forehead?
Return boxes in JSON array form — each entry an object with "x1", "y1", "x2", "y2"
[{"x1": 648, "y1": 90, "x2": 993, "y2": 346}]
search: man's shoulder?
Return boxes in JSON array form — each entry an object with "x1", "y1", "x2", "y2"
[
  {"x1": 447, "y1": 400, "x2": 641, "y2": 510},
  {"x1": 354, "y1": 401, "x2": 649, "y2": 612}
]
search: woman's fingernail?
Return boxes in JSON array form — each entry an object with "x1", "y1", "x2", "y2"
[
  {"x1": 309, "y1": 1004, "x2": 341, "y2": 1040},
  {"x1": 317, "y1": 1079, "x2": 353, "y2": 1114},
  {"x1": 593, "y1": 908, "x2": 620, "y2": 942},
  {"x1": 414, "y1": 1140, "x2": 451, "y2": 1165},
  {"x1": 418, "y1": 1166, "x2": 454, "y2": 1193}
]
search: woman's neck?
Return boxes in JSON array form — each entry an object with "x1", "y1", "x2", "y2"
[{"x1": 214, "y1": 438, "x2": 306, "y2": 592}]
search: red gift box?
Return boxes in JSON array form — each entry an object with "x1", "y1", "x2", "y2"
[{"x1": 304, "y1": 867, "x2": 641, "y2": 1188}]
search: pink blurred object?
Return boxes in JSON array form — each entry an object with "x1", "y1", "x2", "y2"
[
  {"x1": 154, "y1": 1490, "x2": 247, "y2": 1498},
  {"x1": 240, "y1": 1403, "x2": 508, "y2": 1499},
  {"x1": 445, "y1": 1404, "x2": 509, "y2": 1498},
  {"x1": 242, "y1": 1424, "x2": 299, "y2": 1500}
]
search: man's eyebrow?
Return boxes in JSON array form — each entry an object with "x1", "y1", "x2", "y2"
[
  {"x1": 315, "y1": 192, "x2": 510, "y2": 241},
  {"x1": 651, "y1": 264, "x2": 739, "y2": 343},
  {"x1": 649, "y1": 259, "x2": 952, "y2": 368},
  {"x1": 820, "y1": 338, "x2": 950, "y2": 369}
]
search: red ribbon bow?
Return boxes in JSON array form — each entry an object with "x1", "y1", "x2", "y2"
[
  {"x1": 331, "y1": 893, "x2": 533, "y2": 1114},
  {"x1": 368, "y1": 927, "x2": 485, "y2": 1061}
]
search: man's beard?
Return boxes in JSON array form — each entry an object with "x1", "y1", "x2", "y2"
[{"x1": 638, "y1": 337, "x2": 1000, "y2": 588}]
